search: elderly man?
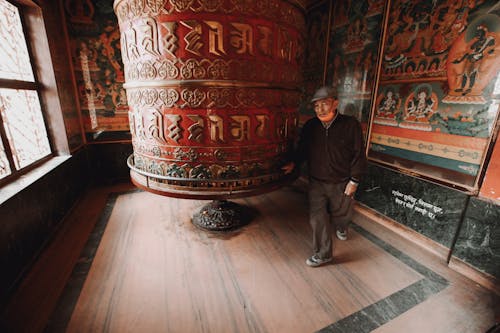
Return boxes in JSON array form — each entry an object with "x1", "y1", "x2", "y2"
[{"x1": 282, "y1": 86, "x2": 367, "y2": 267}]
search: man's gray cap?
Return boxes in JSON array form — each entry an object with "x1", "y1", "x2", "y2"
[{"x1": 311, "y1": 86, "x2": 337, "y2": 102}]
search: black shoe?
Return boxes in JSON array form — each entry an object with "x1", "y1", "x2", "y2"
[{"x1": 306, "y1": 254, "x2": 333, "y2": 267}]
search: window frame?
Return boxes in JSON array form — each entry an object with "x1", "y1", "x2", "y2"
[{"x1": 0, "y1": 0, "x2": 69, "y2": 187}]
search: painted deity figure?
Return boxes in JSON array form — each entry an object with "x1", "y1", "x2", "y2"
[
  {"x1": 406, "y1": 88, "x2": 434, "y2": 120},
  {"x1": 452, "y1": 24, "x2": 496, "y2": 95},
  {"x1": 377, "y1": 89, "x2": 399, "y2": 117}
]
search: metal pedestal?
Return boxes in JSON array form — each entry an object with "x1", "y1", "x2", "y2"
[{"x1": 192, "y1": 200, "x2": 254, "y2": 232}]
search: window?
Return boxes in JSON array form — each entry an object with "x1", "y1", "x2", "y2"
[{"x1": 0, "y1": 0, "x2": 52, "y2": 183}]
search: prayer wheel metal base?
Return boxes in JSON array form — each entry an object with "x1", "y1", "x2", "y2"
[
  {"x1": 192, "y1": 200, "x2": 255, "y2": 232},
  {"x1": 128, "y1": 155, "x2": 298, "y2": 200}
]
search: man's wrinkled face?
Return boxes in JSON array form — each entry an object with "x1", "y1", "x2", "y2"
[{"x1": 314, "y1": 97, "x2": 338, "y2": 122}]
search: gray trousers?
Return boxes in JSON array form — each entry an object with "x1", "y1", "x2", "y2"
[{"x1": 308, "y1": 179, "x2": 353, "y2": 259}]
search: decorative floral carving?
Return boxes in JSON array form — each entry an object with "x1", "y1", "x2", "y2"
[
  {"x1": 173, "y1": 147, "x2": 199, "y2": 161},
  {"x1": 145, "y1": 0, "x2": 165, "y2": 14},
  {"x1": 157, "y1": 60, "x2": 179, "y2": 78},
  {"x1": 166, "y1": 163, "x2": 187, "y2": 178},
  {"x1": 200, "y1": 0, "x2": 223, "y2": 12},
  {"x1": 158, "y1": 88, "x2": 179, "y2": 107},
  {"x1": 142, "y1": 89, "x2": 159, "y2": 106},
  {"x1": 207, "y1": 59, "x2": 230, "y2": 79},
  {"x1": 139, "y1": 62, "x2": 157, "y2": 79},
  {"x1": 189, "y1": 164, "x2": 211, "y2": 179},
  {"x1": 206, "y1": 88, "x2": 231, "y2": 108},
  {"x1": 181, "y1": 88, "x2": 206, "y2": 107},
  {"x1": 152, "y1": 146, "x2": 162, "y2": 157},
  {"x1": 213, "y1": 149, "x2": 226, "y2": 161},
  {"x1": 170, "y1": 0, "x2": 194, "y2": 12}
]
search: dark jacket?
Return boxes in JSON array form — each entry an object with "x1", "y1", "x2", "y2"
[{"x1": 293, "y1": 113, "x2": 367, "y2": 183}]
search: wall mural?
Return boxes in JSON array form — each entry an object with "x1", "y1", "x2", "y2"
[
  {"x1": 368, "y1": 0, "x2": 500, "y2": 192},
  {"x1": 325, "y1": 0, "x2": 386, "y2": 138},
  {"x1": 301, "y1": 0, "x2": 331, "y2": 124},
  {"x1": 65, "y1": 0, "x2": 130, "y2": 141}
]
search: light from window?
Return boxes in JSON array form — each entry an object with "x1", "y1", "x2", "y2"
[
  {"x1": 0, "y1": 89, "x2": 50, "y2": 169},
  {"x1": 0, "y1": 0, "x2": 52, "y2": 183},
  {"x1": 0, "y1": 0, "x2": 34, "y2": 82}
]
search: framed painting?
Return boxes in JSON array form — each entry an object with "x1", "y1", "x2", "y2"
[
  {"x1": 325, "y1": 0, "x2": 386, "y2": 139},
  {"x1": 367, "y1": 0, "x2": 500, "y2": 193}
]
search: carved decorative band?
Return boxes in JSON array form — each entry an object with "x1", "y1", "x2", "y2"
[
  {"x1": 123, "y1": 59, "x2": 302, "y2": 85},
  {"x1": 126, "y1": 86, "x2": 301, "y2": 108},
  {"x1": 132, "y1": 141, "x2": 289, "y2": 163},
  {"x1": 130, "y1": 169, "x2": 288, "y2": 199},
  {"x1": 114, "y1": 0, "x2": 305, "y2": 28},
  {"x1": 128, "y1": 154, "x2": 284, "y2": 182},
  {"x1": 123, "y1": 80, "x2": 299, "y2": 90}
]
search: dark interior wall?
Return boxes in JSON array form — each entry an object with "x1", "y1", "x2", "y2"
[
  {"x1": 0, "y1": 150, "x2": 89, "y2": 307},
  {"x1": 356, "y1": 164, "x2": 469, "y2": 249},
  {"x1": 86, "y1": 143, "x2": 133, "y2": 185},
  {"x1": 357, "y1": 164, "x2": 500, "y2": 279},
  {"x1": 455, "y1": 197, "x2": 500, "y2": 278}
]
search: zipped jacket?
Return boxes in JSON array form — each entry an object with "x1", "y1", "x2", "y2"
[{"x1": 293, "y1": 114, "x2": 367, "y2": 183}]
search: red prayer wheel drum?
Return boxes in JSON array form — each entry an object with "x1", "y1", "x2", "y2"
[{"x1": 114, "y1": 0, "x2": 305, "y2": 199}]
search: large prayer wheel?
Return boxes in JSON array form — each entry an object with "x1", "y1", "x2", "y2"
[{"x1": 114, "y1": 0, "x2": 305, "y2": 199}]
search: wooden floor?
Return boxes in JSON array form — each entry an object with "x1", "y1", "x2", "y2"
[{"x1": 1, "y1": 182, "x2": 499, "y2": 333}]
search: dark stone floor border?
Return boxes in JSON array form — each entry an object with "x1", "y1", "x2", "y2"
[
  {"x1": 317, "y1": 224, "x2": 449, "y2": 333},
  {"x1": 44, "y1": 191, "x2": 449, "y2": 333}
]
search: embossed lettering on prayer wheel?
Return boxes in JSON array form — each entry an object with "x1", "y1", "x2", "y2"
[{"x1": 114, "y1": 0, "x2": 305, "y2": 199}]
